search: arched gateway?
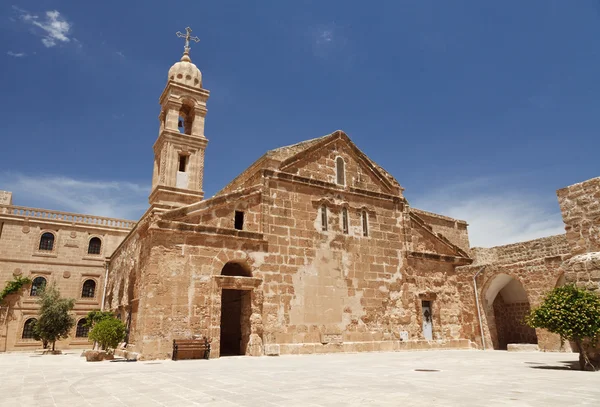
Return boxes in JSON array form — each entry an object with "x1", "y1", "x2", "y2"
[{"x1": 483, "y1": 274, "x2": 538, "y2": 350}]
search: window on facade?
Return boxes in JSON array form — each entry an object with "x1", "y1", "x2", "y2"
[
  {"x1": 30, "y1": 277, "x2": 46, "y2": 296},
  {"x1": 178, "y1": 155, "x2": 187, "y2": 172},
  {"x1": 22, "y1": 318, "x2": 37, "y2": 339},
  {"x1": 87, "y1": 237, "x2": 101, "y2": 255},
  {"x1": 362, "y1": 210, "x2": 369, "y2": 237},
  {"x1": 234, "y1": 211, "x2": 244, "y2": 230},
  {"x1": 342, "y1": 207, "x2": 349, "y2": 234},
  {"x1": 321, "y1": 205, "x2": 328, "y2": 231},
  {"x1": 81, "y1": 279, "x2": 96, "y2": 298},
  {"x1": 336, "y1": 157, "x2": 345, "y2": 185},
  {"x1": 39, "y1": 232, "x2": 55, "y2": 251},
  {"x1": 76, "y1": 319, "x2": 90, "y2": 338}
]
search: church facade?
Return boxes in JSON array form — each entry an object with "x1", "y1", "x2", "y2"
[{"x1": 1, "y1": 39, "x2": 599, "y2": 362}]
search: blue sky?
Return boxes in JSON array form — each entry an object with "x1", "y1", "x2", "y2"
[{"x1": 1, "y1": 1, "x2": 600, "y2": 247}]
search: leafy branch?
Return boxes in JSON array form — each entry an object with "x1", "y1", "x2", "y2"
[{"x1": 0, "y1": 276, "x2": 32, "y2": 305}]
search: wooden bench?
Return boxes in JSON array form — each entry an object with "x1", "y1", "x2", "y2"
[{"x1": 172, "y1": 338, "x2": 211, "y2": 361}]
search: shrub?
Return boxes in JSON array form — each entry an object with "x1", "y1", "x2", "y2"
[
  {"x1": 88, "y1": 317, "x2": 127, "y2": 352},
  {"x1": 527, "y1": 284, "x2": 600, "y2": 371}
]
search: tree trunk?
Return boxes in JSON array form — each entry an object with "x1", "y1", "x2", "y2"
[
  {"x1": 52, "y1": 341, "x2": 55, "y2": 352},
  {"x1": 575, "y1": 339, "x2": 591, "y2": 371}
]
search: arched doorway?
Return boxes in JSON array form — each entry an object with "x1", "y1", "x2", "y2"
[
  {"x1": 484, "y1": 274, "x2": 538, "y2": 350},
  {"x1": 219, "y1": 262, "x2": 252, "y2": 356}
]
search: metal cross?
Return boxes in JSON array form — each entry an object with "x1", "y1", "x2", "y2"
[{"x1": 176, "y1": 27, "x2": 200, "y2": 54}]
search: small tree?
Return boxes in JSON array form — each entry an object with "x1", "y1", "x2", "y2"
[
  {"x1": 84, "y1": 310, "x2": 115, "y2": 350},
  {"x1": 84, "y1": 310, "x2": 114, "y2": 329},
  {"x1": 33, "y1": 284, "x2": 75, "y2": 352},
  {"x1": 527, "y1": 284, "x2": 600, "y2": 371},
  {"x1": 88, "y1": 316, "x2": 126, "y2": 352}
]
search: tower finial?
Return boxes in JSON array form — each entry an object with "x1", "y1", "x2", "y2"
[{"x1": 175, "y1": 27, "x2": 200, "y2": 62}]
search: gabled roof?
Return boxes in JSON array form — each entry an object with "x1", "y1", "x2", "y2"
[{"x1": 215, "y1": 130, "x2": 402, "y2": 197}]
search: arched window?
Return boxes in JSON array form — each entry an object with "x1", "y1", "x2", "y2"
[
  {"x1": 22, "y1": 318, "x2": 37, "y2": 339},
  {"x1": 342, "y1": 207, "x2": 349, "y2": 234},
  {"x1": 81, "y1": 279, "x2": 96, "y2": 298},
  {"x1": 30, "y1": 277, "x2": 46, "y2": 296},
  {"x1": 336, "y1": 157, "x2": 345, "y2": 186},
  {"x1": 321, "y1": 205, "x2": 328, "y2": 231},
  {"x1": 39, "y1": 232, "x2": 55, "y2": 251},
  {"x1": 87, "y1": 237, "x2": 102, "y2": 255},
  {"x1": 76, "y1": 318, "x2": 89, "y2": 338},
  {"x1": 362, "y1": 210, "x2": 369, "y2": 237}
]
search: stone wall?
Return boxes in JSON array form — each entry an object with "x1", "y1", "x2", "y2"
[
  {"x1": 556, "y1": 177, "x2": 600, "y2": 368},
  {"x1": 411, "y1": 208, "x2": 470, "y2": 253},
  {"x1": 471, "y1": 234, "x2": 569, "y2": 266},
  {"x1": 557, "y1": 177, "x2": 600, "y2": 255}
]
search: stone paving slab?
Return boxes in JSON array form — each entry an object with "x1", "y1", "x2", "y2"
[{"x1": 0, "y1": 350, "x2": 598, "y2": 406}]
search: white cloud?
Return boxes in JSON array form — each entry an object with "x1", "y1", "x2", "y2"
[
  {"x1": 0, "y1": 172, "x2": 148, "y2": 220},
  {"x1": 311, "y1": 23, "x2": 348, "y2": 59},
  {"x1": 15, "y1": 8, "x2": 72, "y2": 48},
  {"x1": 7, "y1": 51, "x2": 26, "y2": 57},
  {"x1": 410, "y1": 178, "x2": 565, "y2": 248},
  {"x1": 317, "y1": 29, "x2": 334, "y2": 45}
]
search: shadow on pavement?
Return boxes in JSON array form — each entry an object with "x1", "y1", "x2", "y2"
[{"x1": 528, "y1": 360, "x2": 580, "y2": 371}]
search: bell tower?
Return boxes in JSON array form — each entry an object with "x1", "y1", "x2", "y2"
[{"x1": 149, "y1": 27, "x2": 209, "y2": 210}]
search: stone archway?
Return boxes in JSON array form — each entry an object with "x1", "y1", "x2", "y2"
[
  {"x1": 483, "y1": 274, "x2": 538, "y2": 350},
  {"x1": 213, "y1": 261, "x2": 263, "y2": 358}
]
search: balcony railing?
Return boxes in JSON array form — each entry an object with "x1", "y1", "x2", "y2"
[{"x1": 0, "y1": 204, "x2": 135, "y2": 229}]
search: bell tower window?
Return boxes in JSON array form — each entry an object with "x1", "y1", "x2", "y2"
[
  {"x1": 178, "y1": 155, "x2": 187, "y2": 172},
  {"x1": 178, "y1": 102, "x2": 194, "y2": 135}
]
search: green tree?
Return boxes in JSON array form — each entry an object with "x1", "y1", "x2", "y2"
[
  {"x1": 33, "y1": 284, "x2": 75, "y2": 352},
  {"x1": 88, "y1": 316, "x2": 126, "y2": 352},
  {"x1": 84, "y1": 310, "x2": 114, "y2": 329},
  {"x1": 527, "y1": 284, "x2": 600, "y2": 371}
]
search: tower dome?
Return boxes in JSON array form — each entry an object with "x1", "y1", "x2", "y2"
[{"x1": 168, "y1": 53, "x2": 202, "y2": 89}]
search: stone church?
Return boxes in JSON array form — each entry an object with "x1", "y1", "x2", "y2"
[{"x1": 1, "y1": 34, "x2": 599, "y2": 362}]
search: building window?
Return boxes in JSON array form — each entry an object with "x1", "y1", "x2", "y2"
[
  {"x1": 22, "y1": 318, "x2": 37, "y2": 339},
  {"x1": 362, "y1": 210, "x2": 369, "y2": 237},
  {"x1": 234, "y1": 211, "x2": 244, "y2": 230},
  {"x1": 336, "y1": 157, "x2": 345, "y2": 185},
  {"x1": 30, "y1": 277, "x2": 46, "y2": 296},
  {"x1": 39, "y1": 232, "x2": 55, "y2": 251},
  {"x1": 321, "y1": 205, "x2": 328, "y2": 231},
  {"x1": 87, "y1": 237, "x2": 102, "y2": 255},
  {"x1": 76, "y1": 319, "x2": 89, "y2": 338},
  {"x1": 342, "y1": 207, "x2": 349, "y2": 234},
  {"x1": 178, "y1": 154, "x2": 187, "y2": 172},
  {"x1": 81, "y1": 279, "x2": 96, "y2": 298}
]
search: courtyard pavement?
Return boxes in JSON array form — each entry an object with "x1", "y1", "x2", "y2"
[{"x1": 0, "y1": 349, "x2": 598, "y2": 406}]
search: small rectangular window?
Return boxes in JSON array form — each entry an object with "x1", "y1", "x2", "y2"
[
  {"x1": 321, "y1": 206, "x2": 328, "y2": 231},
  {"x1": 178, "y1": 155, "x2": 187, "y2": 172},
  {"x1": 362, "y1": 210, "x2": 369, "y2": 237},
  {"x1": 342, "y1": 208, "x2": 348, "y2": 234},
  {"x1": 234, "y1": 211, "x2": 244, "y2": 230}
]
